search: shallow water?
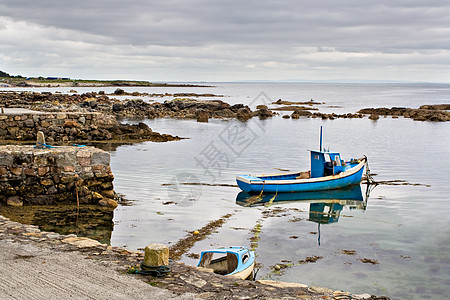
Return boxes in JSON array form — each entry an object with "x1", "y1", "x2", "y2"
[
  {"x1": 110, "y1": 115, "x2": 449, "y2": 299},
  {"x1": 2, "y1": 83, "x2": 450, "y2": 299}
]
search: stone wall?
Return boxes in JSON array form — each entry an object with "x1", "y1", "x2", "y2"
[
  {"x1": 0, "y1": 145, "x2": 117, "y2": 208},
  {"x1": 0, "y1": 111, "x2": 179, "y2": 143},
  {"x1": 0, "y1": 112, "x2": 113, "y2": 142}
]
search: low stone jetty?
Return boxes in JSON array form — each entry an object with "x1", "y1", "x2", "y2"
[
  {"x1": 0, "y1": 145, "x2": 117, "y2": 208},
  {"x1": 0, "y1": 111, "x2": 179, "y2": 143}
]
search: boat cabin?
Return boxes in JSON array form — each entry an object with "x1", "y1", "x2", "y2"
[{"x1": 310, "y1": 150, "x2": 345, "y2": 178}]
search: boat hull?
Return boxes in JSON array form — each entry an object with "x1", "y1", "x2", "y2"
[
  {"x1": 236, "y1": 158, "x2": 366, "y2": 194},
  {"x1": 229, "y1": 261, "x2": 255, "y2": 280}
]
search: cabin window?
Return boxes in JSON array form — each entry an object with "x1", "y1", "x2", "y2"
[
  {"x1": 334, "y1": 156, "x2": 341, "y2": 166},
  {"x1": 242, "y1": 251, "x2": 249, "y2": 264},
  {"x1": 314, "y1": 154, "x2": 319, "y2": 160},
  {"x1": 325, "y1": 154, "x2": 331, "y2": 162}
]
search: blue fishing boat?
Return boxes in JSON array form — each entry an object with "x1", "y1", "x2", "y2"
[
  {"x1": 236, "y1": 127, "x2": 367, "y2": 194},
  {"x1": 197, "y1": 246, "x2": 255, "y2": 280}
]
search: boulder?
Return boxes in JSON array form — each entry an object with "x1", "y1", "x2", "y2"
[
  {"x1": 195, "y1": 109, "x2": 209, "y2": 122},
  {"x1": 98, "y1": 198, "x2": 118, "y2": 209},
  {"x1": 7, "y1": 196, "x2": 23, "y2": 207},
  {"x1": 253, "y1": 108, "x2": 274, "y2": 118},
  {"x1": 112, "y1": 103, "x2": 124, "y2": 112},
  {"x1": 236, "y1": 107, "x2": 253, "y2": 120},
  {"x1": 100, "y1": 189, "x2": 115, "y2": 199},
  {"x1": 369, "y1": 113, "x2": 379, "y2": 120}
]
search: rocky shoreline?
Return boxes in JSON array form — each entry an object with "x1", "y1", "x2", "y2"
[
  {"x1": 0, "y1": 215, "x2": 389, "y2": 300},
  {"x1": 0, "y1": 91, "x2": 273, "y2": 121},
  {"x1": 2, "y1": 91, "x2": 448, "y2": 124}
]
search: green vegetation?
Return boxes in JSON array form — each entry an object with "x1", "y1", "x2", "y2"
[
  {"x1": 30, "y1": 78, "x2": 172, "y2": 86},
  {"x1": 0, "y1": 70, "x2": 11, "y2": 77},
  {"x1": 0, "y1": 69, "x2": 209, "y2": 87}
]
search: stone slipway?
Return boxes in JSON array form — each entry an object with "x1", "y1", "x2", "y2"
[
  {"x1": 0, "y1": 216, "x2": 197, "y2": 300},
  {"x1": 0, "y1": 215, "x2": 389, "y2": 300}
]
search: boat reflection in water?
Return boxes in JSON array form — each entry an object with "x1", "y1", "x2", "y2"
[
  {"x1": 236, "y1": 185, "x2": 367, "y2": 245},
  {"x1": 236, "y1": 184, "x2": 365, "y2": 210}
]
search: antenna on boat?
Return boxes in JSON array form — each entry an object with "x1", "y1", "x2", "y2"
[{"x1": 319, "y1": 126, "x2": 323, "y2": 152}]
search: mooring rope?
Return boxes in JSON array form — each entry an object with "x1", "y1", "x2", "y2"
[
  {"x1": 128, "y1": 263, "x2": 172, "y2": 277},
  {"x1": 364, "y1": 157, "x2": 377, "y2": 186}
]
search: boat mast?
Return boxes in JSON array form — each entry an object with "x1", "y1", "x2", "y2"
[{"x1": 319, "y1": 126, "x2": 323, "y2": 152}]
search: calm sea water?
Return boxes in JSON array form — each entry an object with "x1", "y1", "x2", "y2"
[{"x1": 3, "y1": 83, "x2": 450, "y2": 299}]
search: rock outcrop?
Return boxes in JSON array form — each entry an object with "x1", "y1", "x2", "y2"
[
  {"x1": 358, "y1": 105, "x2": 450, "y2": 122},
  {"x1": 0, "y1": 92, "x2": 272, "y2": 121}
]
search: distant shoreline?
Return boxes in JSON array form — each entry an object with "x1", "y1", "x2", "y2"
[{"x1": 0, "y1": 77, "x2": 213, "y2": 88}]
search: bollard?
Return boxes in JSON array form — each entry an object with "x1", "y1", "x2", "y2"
[
  {"x1": 143, "y1": 243, "x2": 169, "y2": 267},
  {"x1": 36, "y1": 131, "x2": 46, "y2": 148}
]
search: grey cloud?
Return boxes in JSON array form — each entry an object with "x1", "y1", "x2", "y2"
[
  {"x1": 1, "y1": 0, "x2": 449, "y2": 81},
  {"x1": 2, "y1": 0, "x2": 450, "y2": 48}
]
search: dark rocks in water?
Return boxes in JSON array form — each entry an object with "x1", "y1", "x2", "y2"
[
  {"x1": 419, "y1": 104, "x2": 450, "y2": 110},
  {"x1": 358, "y1": 106, "x2": 450, "y2": 122},
  {"x1": 195, "y1": 109, "x2": 209, "y2": 122},
  {"x1": 369, "y1": 113, "x2": 379, "y2": 120},
  {"x1": 236, "y1": 107, "x2": 253, "y2": 120},
  {"x1": 253, "y1": 107, "x2": 274, "y2": 118},
  {"x1": 114, "y1": 88, "x2": 125, "y2": 95},
  {"x1": 309, "y1": 112, "x2": 363, "y2": 120},
  {"x1": 359, "y1": 258, "x2": 379, "y2": 265},
  {"x1": 291, "y1": 109, "x2": 313, "y2": 119},
  {"x1": 270, "y1": 105, "x2": 318, "y2": 111},
  {"x1": 272, "y1": 99, "x2": 322, "y2": 106},
  {"x1": 358, "y1": 107, "x2": 407, "y2": 116}
]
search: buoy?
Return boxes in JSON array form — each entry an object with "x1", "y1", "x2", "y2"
[{"x1": 194, "y1": 230, "x2": 199, "y2": 235}]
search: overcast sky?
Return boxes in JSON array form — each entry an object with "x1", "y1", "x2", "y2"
[{"x1": 1, "y1": 0, "x2": 449, "y2": 82}]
